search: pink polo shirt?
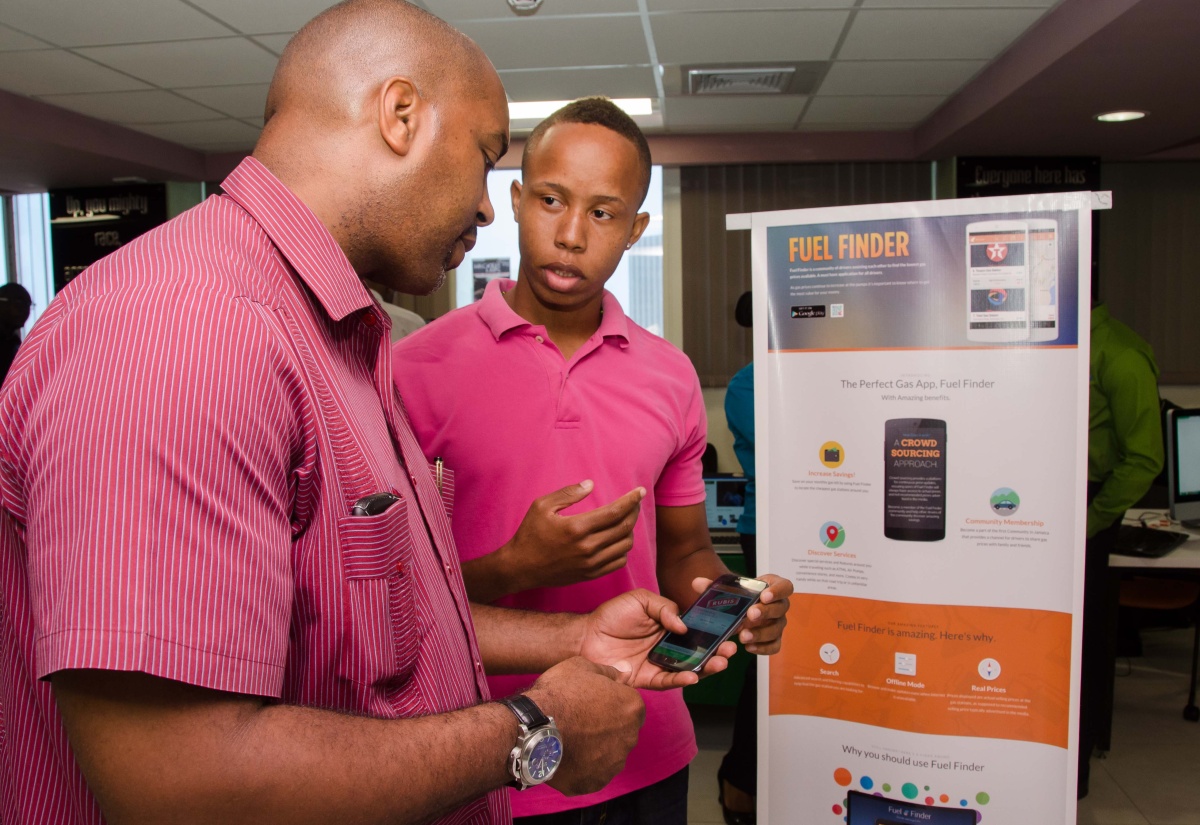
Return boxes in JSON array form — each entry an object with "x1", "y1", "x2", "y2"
[
  {"x1": 0, "y1": 158, "x2": 506, "y2": 824},
  {"x1": 393, "y1": 278, "x2": 708, "y2": 816}
]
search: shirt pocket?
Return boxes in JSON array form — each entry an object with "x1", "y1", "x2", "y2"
[
  {"x1": 336, "y1": 499, "x2": 421, "y2": 689},
  {"x1": 430, "y1": 461, "x2": 455, "y2": 521}
]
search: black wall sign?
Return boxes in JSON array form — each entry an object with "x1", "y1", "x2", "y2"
[
  {"x1": 48, "y1": 184, "x2": 168, "y2": 292},
  {"x1": 956, "y1": 157, "x2": 1100, "y2": 198}
]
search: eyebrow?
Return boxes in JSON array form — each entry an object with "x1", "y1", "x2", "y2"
[{"x1": 487, "y1": 132, "x2": 510, "y2": 161}]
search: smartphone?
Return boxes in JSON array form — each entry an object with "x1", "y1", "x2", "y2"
[
  {"x1": 966, "y1": 220, "x2": 1030, "y2": 342},
  {"x1": 884, "y1": 418, "x2": 947, "y2": 542},
  {"x1": 1027, "y1": 218, "x2": 1059, "y2": 342},
  {"x1": 648, "y1": 574, "x2": 767, "y2": 672},
  {"x1": 846, "y1": 790, "x2": 977, "y2": 825}
]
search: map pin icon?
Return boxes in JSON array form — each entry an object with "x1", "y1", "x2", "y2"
[{"x1": 826, "y1": 525, "x2": 839, "y2": 542}]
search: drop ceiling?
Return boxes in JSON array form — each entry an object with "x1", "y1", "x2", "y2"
[{"x1": 0, "y1": 0, "x2": 1198, "y2": 192}]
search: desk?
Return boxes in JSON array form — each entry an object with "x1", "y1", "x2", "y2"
[{"x1": 1099, "y1": 510, "x2": 1200, "y2": 751}]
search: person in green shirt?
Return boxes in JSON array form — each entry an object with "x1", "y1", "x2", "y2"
[{"x1": 1079, "y1": 302, "x2": 1163, "y2": 798}]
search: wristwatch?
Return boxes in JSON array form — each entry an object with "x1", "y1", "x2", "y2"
[{"x1": 499, "y1": 695, "x2": 563, "y2": 790}]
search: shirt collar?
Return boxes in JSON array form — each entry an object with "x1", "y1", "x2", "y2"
[
  {"x1": 477, "y1": 277, "x2": 631, "y2": 345},
  {"x1": 221, "y1": 156, "x2": 374, "y2": 322}
]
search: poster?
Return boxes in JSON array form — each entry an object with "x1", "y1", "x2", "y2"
[{"x1": 748, "y1": 194, "x2": 1092, "y2": 824}]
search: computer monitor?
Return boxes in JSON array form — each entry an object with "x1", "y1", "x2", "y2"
[
  {"x1": 704, "y1": 476, "x2": 747, "y2": 531},
  {"x1": 1166, "y1": 407, "x2": 1200, "y2": 526}
]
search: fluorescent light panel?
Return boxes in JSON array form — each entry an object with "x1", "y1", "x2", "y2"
[
  {"x1": 1095, "y1": 110, "x2": 1147, "y2": 123},
  {"x1": 509, "y1": 98, "x2": 653, "y2": 120}
]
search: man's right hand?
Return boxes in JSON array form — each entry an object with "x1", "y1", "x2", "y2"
[
  {"x1": 470, "y1": 481, "x2": 643, "y2": 601},
  {"x1": 523, "y1": 656, "x2": 645, "y2": 796}
]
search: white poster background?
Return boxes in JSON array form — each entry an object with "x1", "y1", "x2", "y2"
[{"x1": 747, "y1": 194, "x2": 1092, "y2": 825}]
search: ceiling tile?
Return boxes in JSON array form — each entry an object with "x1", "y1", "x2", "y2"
[
  {"x1": 76, "y1": 38, "x2": 279, "y2": 88},
  {"x1": 839, "y1": 8, "x2": 1047, "y2": 60},
  {"x1": 175, "y1": 84, "x2": 271, "y2": 119},
  {"x1": 0, "y1": 50, "x2": 151, "y2": 96},
  {"x1": 649, "y1": 0, "x2": 853, "y2": 9},
  {"x1": 133, "y1": 118, "x2": 261, "y2": 147},
  {"x1": 185, "y1": 0, "x2": 339, "y2": 35},
  {"x1": 650, "y1": 10, "x2": 848, "y2": 64},
  {"x1": 251, "y1": 34, "x2": 293, "y2": 55},
  {"x1": 500, "y1": 66, "x2": 657, "y2": 102},
  {"x1": 803, "y1": 95, "x2": 944, "y2": 124},
  {"x1": 456, "y1": 16, "x2": 648, "y2": 71},
  {"x1": 862, "y1": 0, "x2": 1055, "y2": 6},
  {"x1": 0, "y1": 23, "x2": 49, "y2": 51},
  {"x1": 663, "y1": 95, "x2": 806, "y2": 131},
  {"x1": 820, "y1": 60, "x2": 986, "y2": 96},
  {"x1": 424, "y1": 0, "x2": 638, "y2": 22},
  {"x1": 0, "y1": 0, "x2": 234, "y2": 47},
  {"x1": 37, "y1": 89, "x2": 225, "y2": 123}
]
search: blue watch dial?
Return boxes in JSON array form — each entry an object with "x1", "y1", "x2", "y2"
[{"x1": 528, "y1": 735, "x2": 563, "y2": 780}]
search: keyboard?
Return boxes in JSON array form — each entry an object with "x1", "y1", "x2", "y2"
[{"x1": 1112, "y1": 525, "x2": 1189, "y2": 558}]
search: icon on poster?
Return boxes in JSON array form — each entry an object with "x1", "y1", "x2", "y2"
[
  {"x1": 894, "y1": 652, "x2": 917, "y2": 676},
  {"x1": 978, "y1": 658, "x2": 1002, "y2": 681},
  {"x1": 820, "y1": 521, "x2": 846, "y2": 549},
  {"x1": 990, "y1": 487, "x2": 1020, "y2": 515},
  {"x1": 819, "y1": 643, "x2": 840, "y2": 665},
  {"x1": 819, "y1": 441, "x2": 845, "y2": 468}
]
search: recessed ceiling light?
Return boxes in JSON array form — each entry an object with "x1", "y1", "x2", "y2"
[
  {"x1": 508, "y1": 98, "x2": 653, "y2": 120},
  {"x1": 1095, "y1": 110, "x2": 1147, "y2": 123}
]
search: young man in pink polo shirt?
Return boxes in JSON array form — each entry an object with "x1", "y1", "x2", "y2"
[{"x1": 393, "y1": 98, "x2": 793, "y2": 824}]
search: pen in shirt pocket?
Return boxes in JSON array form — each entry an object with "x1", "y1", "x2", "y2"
[{"x1": 435, "y1": 456, "x2": 444, "y2": 495}]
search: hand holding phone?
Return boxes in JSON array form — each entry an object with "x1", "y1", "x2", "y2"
[{"x1": 648, "y1": 574, "x2": 767, "y2": 672}]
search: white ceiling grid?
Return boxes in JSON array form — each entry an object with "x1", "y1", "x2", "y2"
[{"x1": 0, "y1": 0, "x2": 1060, "y2": 153}]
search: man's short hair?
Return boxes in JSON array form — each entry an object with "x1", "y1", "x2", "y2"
[{"x1": 522, "y1": 97, "x2": 652, "y2": 207}]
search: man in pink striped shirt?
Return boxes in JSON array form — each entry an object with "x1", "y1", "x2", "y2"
[{"x1": 0, "y1": 3, "x2": 731, "y2": 823}]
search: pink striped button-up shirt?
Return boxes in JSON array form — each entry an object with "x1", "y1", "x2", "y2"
[{"x1": 0, "y1": 157, "x2": 507, "y2": 824}]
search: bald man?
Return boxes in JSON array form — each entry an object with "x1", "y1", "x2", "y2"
[{"x1": 0, "y1": 3, "x2": 731, "y2": 824}]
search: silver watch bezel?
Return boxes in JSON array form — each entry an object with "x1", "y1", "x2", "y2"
[{"x1": 507, "y1": 717, "x2": 563, "y2": 789}]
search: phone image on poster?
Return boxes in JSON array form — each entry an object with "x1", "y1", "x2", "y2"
[
  {"x1": 966, "y1": 220, "x2": 1030, "y2": 342},
  {"x1": 846, "y1": 790, "x2": 977, "y2": 825},
  {"x1": 884, "y1": 418, "x2": 947, "y2": 542},
  {"x1": 1028, "y1": 218, "x2": 1059, "y2": 342}
]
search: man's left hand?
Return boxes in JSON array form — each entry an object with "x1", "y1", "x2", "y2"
[
  {"x1": 683, "y1": 574, "x2": 793, "y2": 655},
  {"x1": 578, "y1": 589, "x2": 735, "y2": 690}
]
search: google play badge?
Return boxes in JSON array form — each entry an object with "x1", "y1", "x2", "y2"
[{"x1": 820, "y1": 521, "x2": 846, "y2": 549}]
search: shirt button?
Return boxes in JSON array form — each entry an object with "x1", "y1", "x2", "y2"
[
  {"x1": 396, "y1": 560, "x2": 405, "y2": 575},
  {"x1": 363, "y1": 312, "x2": 377, "y2": 327},
  {"x1": 535, "y1": 335, "x2": 544, "y2": 343}
]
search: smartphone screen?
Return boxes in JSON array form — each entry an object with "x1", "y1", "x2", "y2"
[
  {"x1": 966, "y1": 220, "x2": 1029, "y2": 342},
  {"x1": 884, "y1": 418, "x2": 947, "y2": 542},
  {"x1": 1028, "y1": 218, "x2": 1059, "y2": 342},
  {"x1": 847, "y1": 790, "x2": 977, "y2": 825},
  {"x1": 648, "y1": 574, "x2": 766, "y2": 672}
]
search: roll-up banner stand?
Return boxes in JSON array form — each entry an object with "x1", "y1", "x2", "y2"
[{"x1": 728, "y1": 192, "x2": 1108, "y2": 824}]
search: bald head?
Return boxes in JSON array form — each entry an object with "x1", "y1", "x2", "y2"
[{"x1": 263, "y1": 0, "x2": 486, "y2": 129}]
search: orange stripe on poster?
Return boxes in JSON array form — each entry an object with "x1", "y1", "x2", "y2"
[{"x1": 770, "y1": 594, "x2": 1071, "y2": 749}]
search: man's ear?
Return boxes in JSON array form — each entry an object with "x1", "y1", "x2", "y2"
[
  {"x1": 378, "y1": 76, "x2": 421, "y2": 157},
  {"x1": 510, "y1": 179, "x2": 523, "y2": 221},
  {"x1": 626, "y1": 211, "x2": 651, "y2": 249}
]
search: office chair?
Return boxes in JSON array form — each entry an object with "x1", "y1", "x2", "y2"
[{"x1": 1118, "y1": 577, "x2": 1200, "y2": 721}]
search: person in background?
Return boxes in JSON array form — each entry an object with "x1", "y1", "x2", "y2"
[
  {"x1": 0, "y1": 282, "x2": 32, "y2": 388},
  {"x1": 1078, "y1": 301, "x2": 1164, "y2": 798},
  {"x1": 0, "y1": 4, "x2": 725, "y2": 823},
  {"x1": 719, "y1": 290, "x2": 757, "y2": 824},
  {"x1": 393, "y1": 99, "x2": 793, "y2": 824}
]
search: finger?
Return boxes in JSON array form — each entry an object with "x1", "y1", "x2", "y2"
[
  {"x1": 755, "y1": 574, "x2": 794, "y2": 604},
  {"x1": 643, "y1": 592, "x2": 687, "y2": 634},
  {"x1": 585, "y1": 551, "x2": 632, "y2": 580},
  {"x1": 544, "y1": 480, "x2": 596, "y2": 514},
  {"x1": 568, "y1": 487, "x2": 645, "y2": 532},
  {"x1": 696, "y1": 650, "x2": 732, "y2": 677},
  {"x1": 691, "y1": 576, "x2": 714, "y2": 596},
  {"x1": 648, "y1": 669, "x2": 700, "y2": 690},
  {"x1": 740, "y1": 618, "x2": 787, "y2": 648},
  {"x1": 742, "y1": 598, "x2": 790, "y2": 625}
]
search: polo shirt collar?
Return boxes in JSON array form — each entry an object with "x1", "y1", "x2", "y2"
[
  {"x1": 221, "y1": 156, "x2": 373, "y2": 322},
  {"x1": 478, "y1": 277, "x2": 631, "y2": 345}
]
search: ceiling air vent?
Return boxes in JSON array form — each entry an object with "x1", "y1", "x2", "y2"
[{"x1": 688, "y1": 67, "x2": 796, "y2": 96}]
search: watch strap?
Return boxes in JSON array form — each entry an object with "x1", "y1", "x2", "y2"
[{"x1": 500, "y1": 694, "x2": 550, "y2": 729}]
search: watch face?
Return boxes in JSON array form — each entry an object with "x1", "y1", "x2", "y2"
[{"x1": 526, "y1": 732, "x2": 563, "y2": 782}]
